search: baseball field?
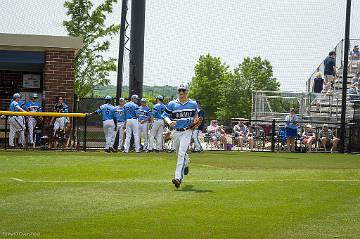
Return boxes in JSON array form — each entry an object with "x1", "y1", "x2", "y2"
[{"x1": 1, "y1": 151, "x2": 360, "y2": 239}]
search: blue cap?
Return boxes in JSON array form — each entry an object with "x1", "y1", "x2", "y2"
[
  {"x1": 105, "y1": 95, "x2": 112, "y2": 100},
  {"x1": 140, "y1": 98, "x2": 147, "y2": 102},
  {"x1": 13, "y1": 93, "x2": 21, "y2": 99},
  {"x1": 156, "y1": 95, "x2": 164, "y2": 100}
]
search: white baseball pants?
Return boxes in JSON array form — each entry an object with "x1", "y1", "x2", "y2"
[
  {"x1": 53, "y1": 117, "x2": 69, "y2": 136},
  {"x1": 149, "y1": 119, "x2": 164, "y2": 150},
  {"x1": 27, "y1": 117, "x2": 37, "y2": 144},
  {"x1": 113, "y1": 122, "x2": 125, "y2": 148},
  {"x1": 192, "y1": 129, "x2": 203, "y2": 151},
  {"x1": 103, "y1": 119, "x2": 115, "y2": 149},
  {"x1": 124, "y1": 119, "x2": 140, "y2": 152},
  {"x1": 8, "y1": 116, "x2": 25, "y2": 147},
  {"x1": 139, "y1": 122, "x2": 149, "y2": 150},
  {"x1": 173, "y1": 129, "x2": 192, "y2": 181}
]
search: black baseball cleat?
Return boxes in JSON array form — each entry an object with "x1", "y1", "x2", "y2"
[
  {"x1": 110, "y1": 147, "x2": 117, "y2": 153},
  {"x1": 184, "y1": 166, "x2": 189, "y2": 175},
  {"x1": 105, "y1": 149, "x2": 111, "y2": 153},
  {"x1": 172, "y1": 179, "x2": 181, "y2": 188}
]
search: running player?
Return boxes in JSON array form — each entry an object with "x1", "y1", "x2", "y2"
[{"x1": 162, "y1": 84, "x2": 199, "y2": 188}]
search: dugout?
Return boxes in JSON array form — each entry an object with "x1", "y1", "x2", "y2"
[{"x1": 0, "y1": 33, "x2": 82, "y2": 112}]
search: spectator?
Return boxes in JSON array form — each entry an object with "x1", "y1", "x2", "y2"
[
  {"x1": 302, "y1": 124, "x2": 315, "y2": 152},
  {"x1": 349, "y1": 72, "x2": 360, "y2": 95},
  {"x1": 233, "y1": 121, "x2": 254, "y2": 151},
  {"x1": 349, "y1": 45, "x2": 360, "y2": 73},
  {"x1": 319, "y1": 124, "x2": 340, "y2": 152},
  {"x1": 206, "y1": 120, "x2": 227, "y2": 149},
  {"x1": 324, "y1": 51, "x2": 337, "y2": 94},
  {"x1": 285, "y1": 108, "x2": 299, "y2": 152},
  {"x1": 312, "y1": 72, "x2": 325, "y2": 110}
]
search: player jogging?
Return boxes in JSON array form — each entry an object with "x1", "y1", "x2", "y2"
[
  {"x1": 138, "y1": 98, "x2": 151, "y2": 152},
  {"x1": 24, "y1": 93, "x2": 42, "y2": 146},
  {"x1": 8, "y1": 93, "x2": 26, "y2": 147},
  {"x1": 123, "y1": 95, "x2": 141, "y2": 153},
  {"x1": 162, "y1": 83, "x2": 201, "y2": 188},
  {"x1": 149, "y1": 95, "x2": 166, "y2": 152},
  {"x1": 87, "y1": 96, "x2": 116, "y2": 153},
  {"x1": 113, "y1": 98, "x2": 126, "y2": 151}
]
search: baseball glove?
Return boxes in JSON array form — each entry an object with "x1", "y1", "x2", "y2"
[{"x1": 189, "y1": 117, "x2": 203, "y2": 130}]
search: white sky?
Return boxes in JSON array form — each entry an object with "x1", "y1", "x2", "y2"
[{"x1": 1, "y1": 0, "x2": 360, "y2": 91}]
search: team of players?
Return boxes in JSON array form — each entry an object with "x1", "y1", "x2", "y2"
[{"x1": 8, "y1": 93, "x2": 69, "y2": 147}]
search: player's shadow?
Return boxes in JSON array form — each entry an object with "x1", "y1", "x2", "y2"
[{"x1": 177, "y1": 185, "x2": 213, "y2": 193}]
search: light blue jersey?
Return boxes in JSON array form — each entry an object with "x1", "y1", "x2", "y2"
[
  {"x1": 285, "y1": 114, "x2": 299, "y2": 129},
  {"x1": 9, "y1": 101, "x2": 22, "y2": 112},
  {"x1": 114, "y1": 106, "x2": 126, "y2": 122},
  {"x1": 152, "y1": 103, "x2": 166, "y2": 119},
  {"x1": 25, "y1": 101, "x2": 42, "y2": 112},
  {"x1": 96, "y1": 103, "x2": 116, "y2": 121},
  {"x1": 138, "y1": 105, "x2": 150, "y2": 121},
  {"x1": 162, "y1": 99, "x2": 199, "y2": 129},
  {"x1": 124, "y1": 101, "x2": 140, "y2": 120}
]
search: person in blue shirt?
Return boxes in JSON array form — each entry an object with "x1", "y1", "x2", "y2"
[
  {"x1": 87, "y1": 96, "x2": 116, "y2": 153},
  {"x1": 123, "y1": 95, "x2": 141, "y2": 153},
  {"x1": 8, "y1": 93, "x2": 26, "y2": 147},
  {"x1": 25, "y1": 93, "x2": 42, "y2": 146},
  {"x1": 162, "y1": 83, "x2": 199, "y2": 188},
  {"x1": 138, "y1": 98, "x2": 151, "y2": 151},
  {"x1": 113, "y1": 97, "x2": 126, "y2": 150},
  {"x1": 324, "y1": 51, "x2": 337, "y2": 94},
  {"x1": 285, "y1": 108, "x2": 300, "y2": 152},
  {"x1": 191, "y1": 100, "x2": 204, "y2": 152},
  {"x1": 149, "y1": 95, "x2": 166, "y2": 152}
]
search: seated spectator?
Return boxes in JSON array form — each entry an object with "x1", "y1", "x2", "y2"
[
  {"x1": 302, "y1": 124, "x2": 315, "y2": 152},
  {"x1": 285, "y1": 108, "x2": 299, "y2": 152},
  {"x1": 319, "y1": 124, "x2": 340, "y2": 152},
  {"x1": 350, "y1": 45, "x2": 360, "y2": 73},
  {"x1": 233, "y1": 121, "x2": 254, "y2": 151},
  {"x1": 206, "y1": 120, "x2": 227, "y2": 149},
  {"x1": 349, "y1": 72, "x2": 360, "y2": 95}
]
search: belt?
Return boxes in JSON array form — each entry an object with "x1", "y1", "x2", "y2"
[{"x1": 175, "y1": 127, "x2": 190, "y2": 132}]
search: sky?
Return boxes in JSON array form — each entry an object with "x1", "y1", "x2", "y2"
[{"x1": 1, "y1": 0, "x2": 360, "y2": 91}]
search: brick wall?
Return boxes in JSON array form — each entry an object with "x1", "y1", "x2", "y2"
[{"x1": 43, "y1": 51, "x2": 75, "y2": 111}]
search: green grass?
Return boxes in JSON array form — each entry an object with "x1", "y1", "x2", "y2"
[{"x1": 1, "y1": 151, "x2": 360, "y2": 239}]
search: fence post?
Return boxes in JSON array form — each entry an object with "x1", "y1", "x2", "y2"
[
  {"x1": 4, "y1": 116, "x2": 8, "y2": 150},
  {"x1": 271, "y1": 119, "x2": 275, "y2": 152},
  {"x1": 83, "y1": 115, "x2": 87, "y2": 152}
]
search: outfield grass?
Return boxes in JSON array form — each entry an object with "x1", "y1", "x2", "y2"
[{"x1": 1, "y1": 151, "x2": 360, "y2": 239}]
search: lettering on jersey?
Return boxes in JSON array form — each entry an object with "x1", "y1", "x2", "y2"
[{"x1": 172, "y1": 110, "x2": 196, "y2": 119}]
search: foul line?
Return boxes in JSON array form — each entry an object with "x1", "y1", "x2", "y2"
[{"x1": 8, "y1": 178, "x2": 360, "y2": 183}]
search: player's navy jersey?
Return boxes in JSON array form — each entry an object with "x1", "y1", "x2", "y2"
[
  {"x1": 124, "y1": 101, "x2": 140, "y2": 120},
  {"x1": 25, "y1": 101, "x2": 42, "y2": 112},
  {"x1": 138, "y1": 105, "x2": 150, "y2": 121},
  {"x1": 9, "y1": 101, "x2": 22, "y2": 112},
  {"x1": 162, "y1": 99, "x2": 199, "y2": 129},
  {"x1": 152, "y1": 103, "x2": 166, "y2": 119},
  {"x1": 54, "y1": 103, "x2": 69, "y2": 113},
  {"x1": 197, "y1": 109, "x2": 205, "y2": 131},
  {"x1": 114, "y1": 106, "x2": 126, "y2": 122},
  {"x1": 96, "y1": 103, "x2": 116, "y2": 121}
]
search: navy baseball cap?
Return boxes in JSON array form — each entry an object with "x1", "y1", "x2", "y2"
[{"x1": 140, "y1": 98, "x2": 147, "y2": 102}]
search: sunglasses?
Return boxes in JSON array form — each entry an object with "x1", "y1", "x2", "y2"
[{"x1": 178, "y1": 89, "x2": 187, "y2": 92}]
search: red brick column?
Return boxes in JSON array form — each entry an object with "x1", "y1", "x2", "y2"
[{"x1": 43, "y1": 51, "x2": 75, "y2": 112}]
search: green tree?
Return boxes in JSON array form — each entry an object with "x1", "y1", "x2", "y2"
[
  {"x1": 189, "y1": 54, "x2": 231, "y2": 119},
  {"x1": 216, "y1": 57, "x2": 280, "y2": 120},
  {"x1": 63, "y1": 0, "x2": 120, "y2": 97}
]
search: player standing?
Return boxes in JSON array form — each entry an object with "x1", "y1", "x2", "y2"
[
  {"x1": 162, "y1": 84, "x2": 200, "y2": 188},
  {"x1": 148, "y1": 95, "x2": 166, "y2": 152},
  {"x1": 123, "y1": 95, "x2": 141, "y2": 153},
  {"x1": 87, "y1": 96, "x2": 116, "y2": 153},
  {"x1": 138, "y1": 98, "x2": 151, "y2": 152},
  {"x1": 192, "y1": 100, "x2": 204, "y2": 152},
  {"x1": 113, "y1": 98, "x2": 126, "y2": 151},
  {"x1": 24, "y1": 93, "x2": 42, "y2": 146},
  {"x1": 8, "y1": 93, "x2": 26, "y2": 147}
]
